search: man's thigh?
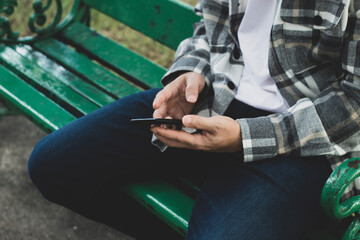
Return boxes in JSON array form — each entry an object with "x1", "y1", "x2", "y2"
[
  {"x1": 28, "y1": 88, "x2": 220, "y2": 239},
  {"x1": 28, "y1": 86, "x2": 236, "y2": 210},
  {"x1": 186, "y1": 156, "x2": 332, "y2": 240},
  {"x1": 28, "y1": 88, "x2": 175, "y2": 204}
]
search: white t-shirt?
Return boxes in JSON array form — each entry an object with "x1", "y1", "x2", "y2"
[{"x1": 235, "y1": 0, "x2": 289, "y2": 113}]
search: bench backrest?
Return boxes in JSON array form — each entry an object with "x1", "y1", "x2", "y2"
[{"x1": 82, "y1": 0, "x2": 201, "y2": 50}]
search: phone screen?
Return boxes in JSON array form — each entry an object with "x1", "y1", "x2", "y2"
[{"x1": 130, "y1": 118, "x2": 182, "y2": 129}]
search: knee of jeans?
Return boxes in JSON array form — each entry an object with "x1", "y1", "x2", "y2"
[{"x1": 28, "y1": 136, "x2": 63, "y2": 202}]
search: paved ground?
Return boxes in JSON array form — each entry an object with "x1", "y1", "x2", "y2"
[{"x1": 0, "y1": 105, "x2": 134, "y2": 240}]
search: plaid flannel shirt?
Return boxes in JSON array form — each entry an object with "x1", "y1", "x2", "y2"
[{"x1": 160, "y1": 0, "x2": 360, "y2": 198}]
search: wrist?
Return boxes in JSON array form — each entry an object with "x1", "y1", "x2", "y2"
[{"x1": 232, "y1": 119, "x2": 243, "y2": 152}]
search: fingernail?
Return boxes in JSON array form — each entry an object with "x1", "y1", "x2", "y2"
[
  {"x1": 187, "y1": 95, "x2": 196, "y2": 102},
  {"x1": 183, "y1": 116, "x2": 192, "y2": 125}
]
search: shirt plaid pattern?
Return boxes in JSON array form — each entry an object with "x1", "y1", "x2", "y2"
[{"x1": 160, "y1": 0, "x2": 360, "y2": 198}]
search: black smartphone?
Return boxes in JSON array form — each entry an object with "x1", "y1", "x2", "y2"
[{"x1": 130, "y1": 118, "x2": 182, "y2": 129}]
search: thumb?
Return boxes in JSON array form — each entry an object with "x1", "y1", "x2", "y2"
[
  {"x1": 182, "y1": 115, "x2": 213, "y2": 131},
  {"x1": 185, "y1": 79, "x2": 201, "y2": 103}
]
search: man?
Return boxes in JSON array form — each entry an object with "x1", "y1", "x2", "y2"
[{"x1": 28, "y1": 0, "x2": 360, "y2": 239}]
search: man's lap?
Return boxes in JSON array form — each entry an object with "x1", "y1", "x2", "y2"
[
  {"x1": 27, "y1": 88, "x2": 332, "y2": 239},
  {"x1": 186, "y1": 156, "x2": 331, "y2": 240}
]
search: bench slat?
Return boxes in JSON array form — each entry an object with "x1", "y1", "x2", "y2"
[
  {"x1": 0, "y1": 44, "x2": 100, "y2": 116},
  {"x1": 123, "y1": 180, "x2": 194, "y2": 237},
  {"x1": 59, "y1": 22, "x2": 165, "y2": 89},
  {"x1": 16, "y1": 45, "x2": 115, "y2": 107},
  {"x1": 0, "y1": 64, "x2": 76, "y2": 133},
  {"x1": 33, "y1": 39, "x2": 142, "y2": 99},
  {"x1": 83, "y1": 0, "x2": 200, "y2": 50}
]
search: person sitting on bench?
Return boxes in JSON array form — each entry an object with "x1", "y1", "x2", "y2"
[{"x1": 28, "y1": 0, "x2": 360, "y2": 239}]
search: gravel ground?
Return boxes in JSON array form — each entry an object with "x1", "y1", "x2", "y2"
[{"x1": 0, "y1": 107, "x2": 134, "y2": 240}]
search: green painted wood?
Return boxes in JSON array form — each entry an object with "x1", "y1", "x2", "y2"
[
  {"x1": 0, "y1": 44, "x2": 99, "y2": 116},
  {"x1": 59, "y1": 22, "x2": 164, "y2": 89},
  {"x1": 82, "y1": 0, "x2": 200, "y2": 50},
  {"x1": 0, "y1": 64, "x2": 76, "y2": 132},
  {"x1": 15, "y1": 44, "x2": 115, "y2": 107},
  {"x1": 122, "y1": 180, "x2": 194, "y2": 237},
  {"x1": 33, "y1": 38, "x2": 142, "y2": 99}
]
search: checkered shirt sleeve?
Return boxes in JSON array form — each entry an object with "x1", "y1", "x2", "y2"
[{"x1": 239, "y1": 1, "x2": 360, "y2": 163}]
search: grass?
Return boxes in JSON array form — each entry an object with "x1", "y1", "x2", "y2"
[{"x1": 7, "y1": 0, "x2": 199, "y2": 68}]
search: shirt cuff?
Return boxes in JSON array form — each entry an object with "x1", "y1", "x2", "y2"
[
  {"x1": 161, "y1": 55, "x2": 211, "y2": 87},
  {"x1": 237, "y1": 116, "x2": 278, "y2": 162}
]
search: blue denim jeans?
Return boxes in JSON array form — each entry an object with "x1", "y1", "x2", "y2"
[{"x1": 28, "y1": 88, "x2": 332, "y2": 240}]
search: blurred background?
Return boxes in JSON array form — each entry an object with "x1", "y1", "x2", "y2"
[{"x1": 0, "y1": 0, "x2": 197, "y2": 239}]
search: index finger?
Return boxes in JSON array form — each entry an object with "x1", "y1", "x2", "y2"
[
  {"x1": 153, "y1": 75, "x2": 184, "y2": 109},
  {"x1": 153, "y1": 87, "x2": 173, "y2": 110},
  {"x1": 153, "y1": 105, "x2": 167, "y2": 118}
]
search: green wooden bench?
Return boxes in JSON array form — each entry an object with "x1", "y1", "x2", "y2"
[{"x1": 0, "y1": 1, "x2": 358, "y2": 239}]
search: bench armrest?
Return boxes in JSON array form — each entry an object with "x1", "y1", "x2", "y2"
[{"x1": 321, "y1": 158, "x2": 360, "y2": 239}]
